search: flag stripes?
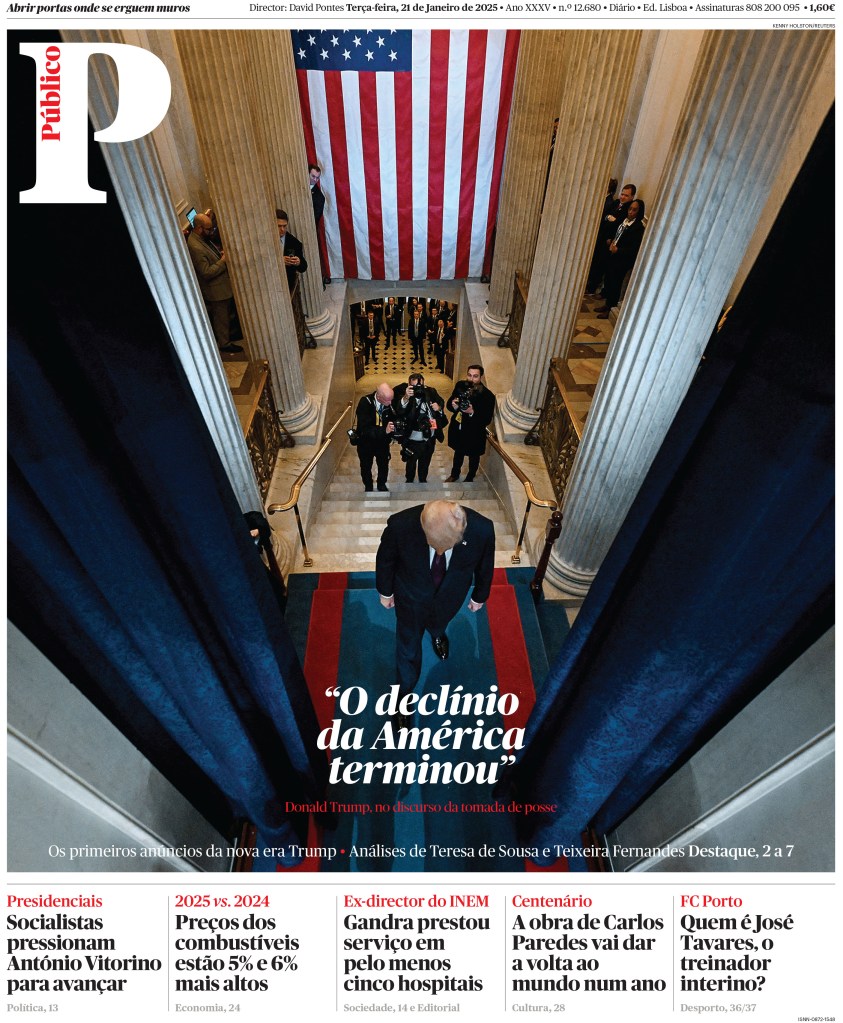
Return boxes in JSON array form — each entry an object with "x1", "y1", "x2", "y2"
[{"x1": 293, "y1": 29, "x2": 520, "y2": 281}]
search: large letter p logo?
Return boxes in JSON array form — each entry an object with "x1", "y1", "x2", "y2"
[{"x1": 19, "y1": 43, "x2": 171, "y2": 204}]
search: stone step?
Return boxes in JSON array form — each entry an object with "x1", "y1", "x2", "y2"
[
  {"x1": 306, "y1": 536, "x2": 519, "y2": 552},
  {"x1": 316, "y1": 499, "x2": 503, "y2": 515},
  {"x1": 310, "y1": 522, "x2": 519, "y2": 543},
  {"x1": 289, "y1": 549, "x2": 527, "y2": 574},
  {"x1": 329, "y1": 473, "x2": 493, "y2": 488},
  {"x1": 312, "y1": 443, "x2": 522, "y2": 565},
  {"x1": 323, "y1": 483, "x2": 496, "y2": 500}
]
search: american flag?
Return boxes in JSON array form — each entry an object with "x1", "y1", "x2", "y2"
[{"x1": 292, "y1": 29, "x2": 520, "y2": 281}]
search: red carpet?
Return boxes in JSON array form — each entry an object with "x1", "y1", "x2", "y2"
[
  {"x1": 301, "y1": 573, "x2": 345, "y2": 732},
  {"x1": 486, "y1": 572, "x2": 536, "y2": 730}
]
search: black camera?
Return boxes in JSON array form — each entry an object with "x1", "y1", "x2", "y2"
[
  {"x1": 382, "y1": 406, "x2": 409, "y2": 440},
  {"x1": 457, "y1": 382, "x2": 478, "y2": 413},
  {"x1": 411, "y1": 383, "x2": 427, "y2": 401}
]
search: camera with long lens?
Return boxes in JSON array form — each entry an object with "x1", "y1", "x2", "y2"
[{"x1": 456, "y1": 381, "x2": 478, "y2": 413}]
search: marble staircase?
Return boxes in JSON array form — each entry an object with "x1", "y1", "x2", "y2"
[{"x1": 296, "y1": 441, "x2": 521, "y2": 574}]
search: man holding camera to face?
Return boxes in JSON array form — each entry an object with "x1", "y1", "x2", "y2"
[
  {"x1": 392, "y1": 373, "x2": 447, "y2": 484},
  {"x1": 445, "y1": 365, "x2": 496, "y2": 483},
  {"x1": 352, "y1": 382, "x2": 396, "y2": 492}
]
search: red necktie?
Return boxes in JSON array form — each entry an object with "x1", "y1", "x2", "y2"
[{"x1": 431, "y1": 552, "x2": 446, "y2": 590}]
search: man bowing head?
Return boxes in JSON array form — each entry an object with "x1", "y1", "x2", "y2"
[{"x1": 376, "y1": 500, "x2": 495, "y2": 700}]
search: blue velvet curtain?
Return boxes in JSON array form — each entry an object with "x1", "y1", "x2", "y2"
[
  {"x1": 510, "y1": 109, "x2": 834, "y2": 851},
  {"x1": 7, "y1": 40, "x2": 327, "y2": 845}
]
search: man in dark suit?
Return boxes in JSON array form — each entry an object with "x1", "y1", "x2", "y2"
[
  {"x1": 376, "y1": 500, "x2": 495, "y2": 704},
  {"x1": 407, "y1": 304, "x2": 429, "y2": 367},
  {"x1": 586, "y1": 183, "x2": 635, "y2": 295},
  {"x1": 360, "y1": 308, "x2": 381, "y2": 365},
  {"x1": 275, "y1": 208, "x2": 308, "y2": 292},
  {"x1": 597, "y1": 198, "x2": 646, "y2": 317},
  {"x1": 354, "y1": 382, "x2": 396, "y2": 492},
  {"x1": 430, "y1": 316, "x2": 453, "y2": 373},
  {"x1": 187, "y1": 213, "x2": 243, "y2": 354},
  {"x1": 384, "y1": 297, "x2": 401, "y2": 350},
  {"x1": 308, "y1": 164, "x2": 331, "y2": 287},
  {"x1": 309, "y1": 163, "x2": 325, "y2": 225},
  {"x1": 445, "y1": 365, "x2": 496, "y2": 483},
  {"x1": 392, "y1": 373, "x2": 447, "y2": 484}
]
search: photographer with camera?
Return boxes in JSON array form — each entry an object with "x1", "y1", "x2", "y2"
[
  {"x1": 352, "y1": 382, "x2": 396, "y2": 492},
  {"x1": 445, "y1": 365, "x2": 496, "y2": 483},
  {"x1": 392, "y1": 373, "x2": 447, "y2": 484}
]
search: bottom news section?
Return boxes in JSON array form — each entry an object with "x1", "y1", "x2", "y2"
[{"x1": 3, "y1": 883, "x2": 837, "y2": 1022}]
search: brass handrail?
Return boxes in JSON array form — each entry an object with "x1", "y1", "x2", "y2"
[
  {"x1": 267, "y1": 401, "x2": 353, "y2": 567},
  {"x1": 485, "y1": 430, "x2": 560, "y2": 592}
]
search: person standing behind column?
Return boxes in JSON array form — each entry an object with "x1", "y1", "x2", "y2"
[
  {"x1": 354, "y1": 382, "x2": 396, "y2": 492},
  {"x1": 445, "y1": 365, "x2": 496, "y2": 483},
  {"x1": 309, "y1": 163, "x2": 325, "y2": 225},
  {"x1": 309, "y1": 163, "x2": 331, "y2": 287},
  {"x1": 187, "y1": 213, "x2": 243, "y2": 354},
  {"x1": 275, "y1": 209, "x2": 308, "y2": 292},
  {"x1": 586, "y1": 182, "x2": 635, "y2": 295},
  {"x1": 596, "y1": 199, "x2": 646, "y2": 318}
]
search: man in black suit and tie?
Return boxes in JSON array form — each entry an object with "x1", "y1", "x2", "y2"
[
  {"x1": 384, "y1": 297, "x2": 401, "y2": 350},
  {"x1": 376, "y1": 500, "x2": 495, "y2": 709},
  {"x1": 407, "y1": 305, "x2": 429, "y2": 367},
  {"x1": 275, "y1": 208, "x2": 308, "y2": 292},
  {"x1": 355, "y1": 382, "x2": 396, "y2": 492},
  {"x1": 360, "y1": 308, "x2": 381, "y2": 365}
]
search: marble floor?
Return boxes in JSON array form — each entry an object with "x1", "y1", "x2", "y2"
[
  {"x1": 559, "y1": 290, "x2": 616, "y2": 429},
  {"x1": 356, "y1": 330, "x2": 453, "y2": 389},
  {"x1": 222, "y1": 353, "x2": 261, "y2": 430}
]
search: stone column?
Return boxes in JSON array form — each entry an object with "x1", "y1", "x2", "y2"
[
  {"x1": 618, "y1": 30, "x2": 703, "y2": 202},
  {"x1": 65, "y1": 29, "x2": 263, "y2": 512},
  {"x1": 241, "y1": 30, "x2": 334, "y2": 338},
  {"x1": 547, "y1": 29, "x2": 832, "y2": 597},
  {"x1": 478, "y1": 31, "x2": 567, "y2": 337},
  {"x1": 125, "y1": 29, "x2": 211, "y2": 216},
  {"x1": 176, "y1": 31, "x2": 318, "y2": 438},
  {"x1": 727, "y1": 41, "x2": 834, "y2": 306},
  {"x1": 498, "y1": 30, "x2": 642, "y2": 437}
]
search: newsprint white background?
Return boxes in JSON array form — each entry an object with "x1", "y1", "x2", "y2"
[{"x1": 2, "y1": 4, "x2": 839, "y2": 1020}]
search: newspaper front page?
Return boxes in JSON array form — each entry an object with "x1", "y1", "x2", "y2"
[{"x1": 4, "y1": 3, "x2": 838, "y2": 1019}]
